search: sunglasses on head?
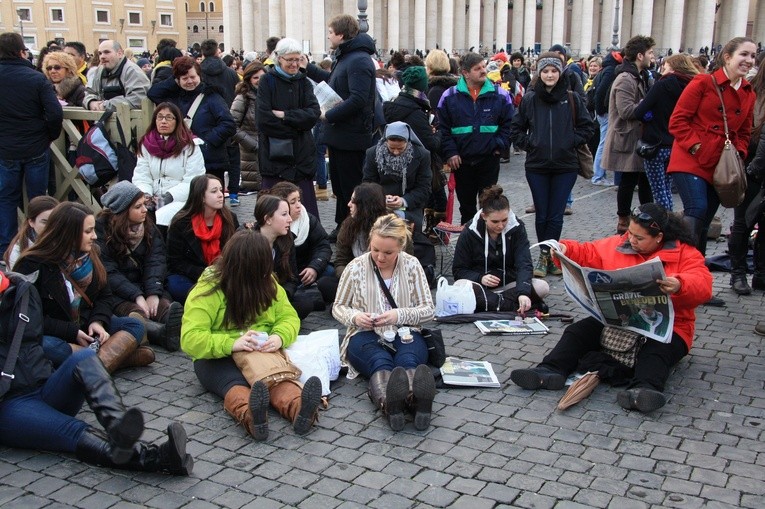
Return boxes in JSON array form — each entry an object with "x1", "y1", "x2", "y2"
[
  {"x1": 46, "y1": 65, "x2": 63, "y2": 71},
  {"x1": 631, "y1": 207, "x2": 661, "y2": 231}
]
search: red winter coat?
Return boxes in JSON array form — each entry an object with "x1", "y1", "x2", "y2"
[
  {"x1": 560, "y1": 235, "x2": 712, "y2": 350},
  {"x1": 667, "y1": 67, "x2": 755, "y2": 184}
]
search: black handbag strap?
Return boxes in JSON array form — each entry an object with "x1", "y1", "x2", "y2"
[
  {"x1": 372, "y1": 259, "x2": 398, "y2": 309},
  {"x1": 0, "y1": 288, "x2": 31, "y2": 398}
]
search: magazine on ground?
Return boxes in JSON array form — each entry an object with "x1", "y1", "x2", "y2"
[
  {"x1": 531, "y1": 240, "x2": 674, "y2": 343},
  {"x1": 440, "y1": 357, "x2": 501, "y2": 387},
  {"x1": 474, "y1": 316, "x2": 549, "y2": 335}
]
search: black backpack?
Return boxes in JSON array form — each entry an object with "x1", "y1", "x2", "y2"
[
  {"x1": 76, "y1": 109, "x2": 137, "y2": 187},
  {"x1": 0, "y1": 272, "x2": 50, "y2": 401}
]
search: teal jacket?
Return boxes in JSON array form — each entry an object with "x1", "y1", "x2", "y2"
[{"x1": 181, "y1": 267, "x2": 300, "y2": 360}]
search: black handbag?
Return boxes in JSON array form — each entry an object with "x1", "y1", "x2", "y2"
[
  {"x1": 635, "y1": 139, "x2": 661, "y2": 159},
  {"x1": 372, "y1": 262, "x2": 446, "y2": 367},
  {"x1": 0, "y1": 274, "x2": 33, "y2": 401},
  {"x1": 268, "y1": 137, "x2": 294, "y2": 162}
]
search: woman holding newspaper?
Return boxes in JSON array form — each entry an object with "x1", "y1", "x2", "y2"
[{"x1": 510, "y1": 203, "x2": 712, "y2": 413}]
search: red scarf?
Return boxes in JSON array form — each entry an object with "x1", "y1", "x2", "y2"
[{"x1": 191, "y1": 213, "x2": 223, "y2": 265}]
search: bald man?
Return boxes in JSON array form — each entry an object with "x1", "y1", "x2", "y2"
[{"x1": 83, "y1": 39, "x2": 150, "y2": 111}]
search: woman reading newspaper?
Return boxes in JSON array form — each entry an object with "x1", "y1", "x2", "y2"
[{"x1": 510, "y1": 203, "x2": 712, "y2": 413}]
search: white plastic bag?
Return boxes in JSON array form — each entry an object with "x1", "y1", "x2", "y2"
[
  {"x1": 286, "y1": 329, "x2": 340, "y2": 396},
  {"x1": 434, "y1": 277, "x2": 476, "y2": 317}
]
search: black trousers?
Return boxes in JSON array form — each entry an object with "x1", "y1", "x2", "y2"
[
  {"x1": 453, "y1": 155, "x2": 500, "y2": 224},
  {"x1": 227, "y1": 143, "x2": 241, "y2": 195},
  {"x1": 194, "y1": 357, "x2": 248, "y2": 398},
  {"x1": 328, "y1": 147, "x2": 365, "y2": 226},
  {"x1": 539, "y1": 317, "x2": 688, "y2": 392},
  {"x1": 728, "y1": 174, "x2": 765, "y2": 276},
  {"x1": 616, "y1": 172, "x2": 653, "y2": 217}
]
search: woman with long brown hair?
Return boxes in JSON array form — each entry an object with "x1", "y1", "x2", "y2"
[
  {"x1": 167, "y1": 174, "x2": 239, "y2": 303},
  {"x1": 132, "y1": 102, "x2": 206, "y2": 227},
  {"x1": 3, "y1": 195, "x2": 58, "y2": 269},
  {"x1": 14, "y1": 202, "x2": 150, "y2": 373},
  {"x1": 181, "y1": 230, "x2": 322, "y2": 441},
  {"x1": 96, "y1": 181, "x2": 183, "y2": 351},
  {"x1": 231, "y1": 62, "x2": 266, "y2": 193}
]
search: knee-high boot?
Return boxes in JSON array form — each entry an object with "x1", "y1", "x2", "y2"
[
  {"x1": 145, "y1": 302, "x2": 183, "y2": 351},
  {"x1": 97, "y1": 331, "x2": 141, "y2": 373},
  {"x1": 405, "y1": 365, "x2": 437, "y2": 431},
  {"x1": 223, "y1": 383, "x2": 269, "y2": 441},
  {"x1": 76, "y1": 423, "x2": 193, "y2": 475},
  {"x1": 682, "y1": 215, "x2": 706, "y2": 255},
  {"x1": 368, "y1": 369, "x2": 390, "y2": 411},
  {"x1": 73, "y1": 353, "x2": 144, "y2": 464},
  {"x1": 269, "y1": 376, "x2": 322, "y2": 435},
  {"x1": 386, "y1": 367, "x2": 409, "y2": 431}
]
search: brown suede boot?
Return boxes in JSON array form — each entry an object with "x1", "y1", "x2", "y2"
[
  {"x1": 118, "y1": 346, "x2": 156, "y2": 369},
  {"x1": 223, "y1": 384, "x2": 269, "y2": 441},
  {"x1": 97, "y1": 331, "x2": 140, "y2": 373},
  {"x1": 269, "y1": 376, "x2": 322, "y2": 435}
]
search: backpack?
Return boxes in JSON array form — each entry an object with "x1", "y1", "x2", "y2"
[
  {"x1": 76, "y1": 109, "x2": 137, "y2": 187},
  {"x1": 0, "y1": 271, "x2": 50, "y2": 401}
]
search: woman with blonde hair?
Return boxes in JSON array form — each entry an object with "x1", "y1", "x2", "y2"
[
  {"x1": 42, "y1": 51, "x2": 86, "y2": 106},
  {"x1": 632, "y1": 53, "x2": 699, "y2": 211},
  {"x1": 333, "y1": 214, "x2": 436, "y2": 431}
]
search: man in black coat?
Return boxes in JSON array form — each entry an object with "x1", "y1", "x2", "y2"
[
  {"x1": 0, "y1": 32, "x2": 63, "y2": 255},
  {"x1": 305, "y1": 14, "x2": 377, "y2": 239}
]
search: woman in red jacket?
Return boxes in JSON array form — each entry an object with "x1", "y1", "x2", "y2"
[
  {"x1": 510, "y1": 203, "x2": 712, "y2": 413},
  {"x1": 667, "y1": 37, "x2": 757, "y2": 260}
]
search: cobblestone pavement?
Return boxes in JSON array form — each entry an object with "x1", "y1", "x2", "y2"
[{"x1": 2, "y1": 157, "x2": 764, "y2": 509}]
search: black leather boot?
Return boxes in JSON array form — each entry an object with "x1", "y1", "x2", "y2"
[
  {"x1": 730, "y1": 272, "x2": 752, "y2": 295},
  {"x1": 386, "y1": 367, "x2": 409, "y2": 431},
  {"x1": 146, "y1": 302, "x2": 183, "y2": 351},
  {"x1": 73, "y1": 353, "x2": 144, "y2": 464},
  {"x1": 405, "y1": 365, "x2": 436, "y2": 431}
]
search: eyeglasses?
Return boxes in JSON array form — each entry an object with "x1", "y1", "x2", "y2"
[
  {"x1": 46, "y1": 65, "x2": 63, "y2": 71},
  {"x1": 156, "y1": 115, "x2": 177, "y2": 122},
  {"x1": 280, "y1": 57, "x2": 301, "y2": 64},
  {"x1": 631, "y1": 207, "x2": 661, "y2": 231}
]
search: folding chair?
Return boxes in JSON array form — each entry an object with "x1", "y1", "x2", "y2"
[{"x1": 433, "y1": 172, "x2": 463, "y2": 279}]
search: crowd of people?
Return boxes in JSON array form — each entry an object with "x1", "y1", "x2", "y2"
[{"x1": 1, "y1": 14, "x2": 764, "y2": 473}]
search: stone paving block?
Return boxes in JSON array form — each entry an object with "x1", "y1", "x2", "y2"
[
  {"x1": 74, "y1": 492, "x2": 122, "y2": 509},
  {"x1": 297, "y1": 493, "x2": 343, "y2": 509},
  {"x1": 337, "y1": 484, "x2": 381, "y2": 505},
  {"x1": 267, "y1": 483, "x2": 313, "y2": 505},
  {"x1": 5, "y1": 494, "x2": 56, "y2": 509},
  {"x1": 661, "y1": 476, "x2": 703, "y2": 496},
  {"x1": 605, "y1": 496, "x2": 649, "y2": 509},
  {"x1": 513, "y1": 491, "x2": 556, "y2": 509},
  {"x1": 572, "y1": 489, "x2": 613, "y2": 508}
]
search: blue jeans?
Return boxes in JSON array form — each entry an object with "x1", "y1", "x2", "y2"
[
  {"x1": 167, "y1": 274, "x2": 196, "y2": 303},
  {"x1": 0, "y1": 349, "x2": 95, "y2": 452},
  {"x1": 42, "y1": 315, "x2": 145, "y2": 367},
  {"x1": 525, "y1": 171, "x2": 578, "y2": 243},
  {"x1": 643, "y1": 147, "x2": 674, "y2": 211},
  {"x1": 672, "y1": 171, "x2": 720, "y2": 254},
  {"x1": 314, "y1": 123, "x2": 328, "y2": 187},
  {"x1": 346, "y1": 330, "x2": 428, "y2": 378},
  {"x1": 0, "y1": 150, "x2": 51, "y2": 253},
  {"x1": 592, "y1": 114, "x2": 609, "y2": 183}
]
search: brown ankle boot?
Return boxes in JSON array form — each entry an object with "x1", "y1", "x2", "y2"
[
  {"x1": 119, "y1": 346, "x2": 155, "y2": 369},
  {"x1": 223, "y1": 384, "x2": 269, "y2": 441},
  {"x1": 97, "y1": 331, "x2": 140, "y2": 373},
  {"x1": 617, "y1": 215, "x2": 629, "y2": 234}
]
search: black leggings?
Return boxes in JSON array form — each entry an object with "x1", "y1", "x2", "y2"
[
  {"x1": 193, "y1": 358, "x2": 248, "y2": 398},
  {"x1": 617, "y1": 172, "x2": 653, "y2": 217}
]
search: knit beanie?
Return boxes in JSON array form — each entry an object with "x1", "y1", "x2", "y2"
[
  {"x1": 402, "y1": 66, "x2": 428, "y2": 91},
  {"x1": 101, "y1": 181, "x2": 144, "y2": 214},
  {"x1": 537, "y1": 57, "x2": 563, "y2": 74},
  {"x1": 137, "y1": 58, "x2": 151, "y2": 68},
  {"x1": 491, "y1": 52, "x2": 508, "y2": 63}
]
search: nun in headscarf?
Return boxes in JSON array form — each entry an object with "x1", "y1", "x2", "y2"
[{"x1": 361, "y1": 121, "x2": 432, "y2": 232}]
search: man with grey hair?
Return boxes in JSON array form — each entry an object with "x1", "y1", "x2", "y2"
[{"x1": 83, "y1": 40, "x2": 150, "y2": 111}]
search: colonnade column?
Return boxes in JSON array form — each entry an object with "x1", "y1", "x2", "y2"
[
  {"x1": 599, "y1": 0, "x2": 614, "y2": 49},
  {"x1": 523, "y1": 0, "x2": 536, "y2": 54},
  {"x1": 540, "y1": 0, "x2": 553, "y2": 50},
  {"x1": 441, "y1": 0, "x2": 455, "y2": 52},
  {"x1": 719, "y1": 0, "x2": 751, "y2": 45},
  {"x1": 284, "y1": 0, "x2": 301, "y2": 40},
  {"x1": 455, "y1": 0, "x2": 467, "y2": 52},
  {"x1": 578, "y1": 0, "x2": 594, "y2": 57},
  {"x1": 414, "y1": 0, "x2": 426, "y2": 52},
  {"x1": 754, "y1": 0, "x2": 765, "y2": 48},
  {"x1": 267, "y1": 0, "x2": 281, "y2": 38},
  {"x1": 495, "y1": 0, "x2": 508, "y2": 54},
  {"x1": 693, "y1": 0, "x2": 716, "y2": 51},
  {"x1": 311, "y1": 0, "x2": 325, "y2": 57},
  {"x1": 426, "y1": 0, "x2": 438, "y2": 50},
  {"x1": 483, "y1": 0, "x2": 495, "y2": 52},
  {"x1": 662, "y1": 0, "x2": 684, "y2": 54},
  {"x1": 468, "y1": 0, "x2": 481, "y2": 52},
  {"x1": 511, "y1": 3, "x2": 524, "y2": 52},
  {"x1": 239, "y1": 0, "x2": 252, "y2": 51},
  {"x1": 570, "y1": 0, "x2": 583, "y2": 56},
  {"x1": 551, "y1": 0, "x2": 565, "y2": 46},
  {"x1": 631, "y1": 0, "x2": 653, "y2": 36},
  {"x1": 388, "y1": 0, "x2": 400, "y2": 51},
  {"x1": 222, "y1": 0, "x2": 241, "y2": 52}
]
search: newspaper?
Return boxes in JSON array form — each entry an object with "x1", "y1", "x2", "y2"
[
  {"x1": 440, "y1": 357, "x2": 500, "y2": 387},
  {"x1": 533, "y1": 240, "x2": 674, "y2": 343},
  {"x1": 313, "y1": 81, "x2": 343, "y2": 114},
  {"x1": 474, "y1": 317, "x2": 549, "y2": 335}
]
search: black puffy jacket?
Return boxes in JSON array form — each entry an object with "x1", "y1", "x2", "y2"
[
  {"x1": 382, "y1": 91, "x2": 441, "y2": 156},
  {"x1": 200, "y1": 56, "x2": 240, "y2": 107}
]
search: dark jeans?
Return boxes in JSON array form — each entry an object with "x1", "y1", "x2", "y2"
[
  {"x1": 0, "y1": 349, "x2": 96, "y2": 452},
  {"x1": 167, "y1": 274, "x2": 196, "y2": 304},
  {"x1": 454, "y1": 155, "x2": 501, "y2": 224},
  {"x1": 525, "y1": 170, "x2": 578, "y2": 243},
  {"x1": 194, "y1": 357, "x2": 249, "y2": 398},
  {"x1": 0, "y1": 150, "x2": 50, "y2": 254},
  {"x1": 672, "y1": 171, "x2": 720, "y2": 255},
  {"x1": 227, "y1": 143, "x2": 241, "y2": 195},
  {"x1": 617, "y1": 172, "x2": 653, "y2": 217},
  {"x1": 346, "y1": 330, "x2": 428, "y2": 378},
  {"x1": 728, "y1": 173, "x2": 765, "y2": 275},
  {"x1": 328, "y1": 147, "x2": 365, "y2": 226},
  {"x1": 539, "y1": 317, "x2": 688, "y2": 392},
  {"x1": 42, "y1": 315, "x2": 145, "y2": 367}
]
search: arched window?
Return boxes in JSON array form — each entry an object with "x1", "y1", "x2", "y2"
[
  {"x1": 193, "y1": 25, "x2": 198, "y2": 33},
  {"x1": 185, "y1": 3, "x2": 188, "y2": 12},
  {"x1": 199, "y1": 2, "x2": 205, "y2": 12},
  {"x1": 209, "y1": 2, "x2": 215, "y2": 12},
  {"x1": 219, "y1": 25, "x2": 224, "y2": 33}
]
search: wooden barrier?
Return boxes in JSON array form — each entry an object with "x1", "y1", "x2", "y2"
[{"x1": 46, "y1": 98, "x2": 155, "y2": 214}]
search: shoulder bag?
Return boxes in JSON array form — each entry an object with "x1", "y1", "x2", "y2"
[
  {"x1": 599, "y1": 325, "x2": 646, "y2": 368},
  {"x1": 0, "y1": 275, "x2": 32, "y2": 401},
  {"x1": 710, "y1": 75, "x2": 747, "y2": 208},
  {"x1": 567, "y1": 91, "x2": 594, "y2": 179},
  {"x1": 372, "y1": 260, "x2": 446, "y2": 368}
]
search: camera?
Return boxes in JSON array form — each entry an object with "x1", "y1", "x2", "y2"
[{"x1": 89, "y1": 334, "x2": 101, "y2": 352}]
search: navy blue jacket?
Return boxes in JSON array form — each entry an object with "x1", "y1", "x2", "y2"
[
  {"x1": 594, "y1": 51, "x2": 622, "y2": 116},
  {"x1": 148, "y1": 79, "x2": 236, "y2": 172},
  {"x1": 437, "y1": 77, "x2": 514, "y2": 162},
  {"x1": 633, "y1": 73, "x2": 693, "y2": 147},
  {"x1": 0, "y1": 58, "x2": 63, "y2": 160},
  {"x1": 510, "y1": 79, "x2": 595, "y2": 172},
  {"x1": 305, "y1": 33, "x2": 377, "y2": 150},
  {"x1": 200, "y1": 56, "x2": 240, "y2": 107}
]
